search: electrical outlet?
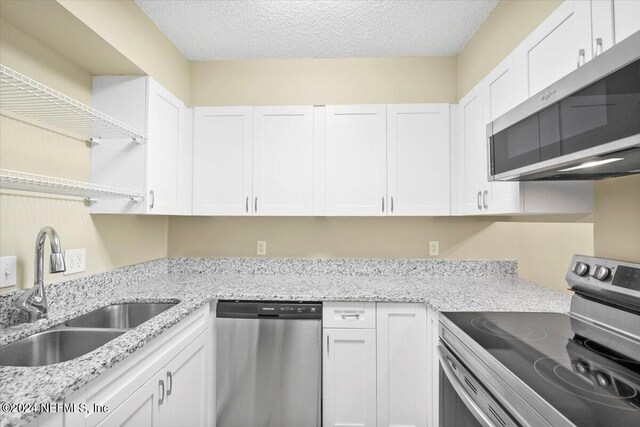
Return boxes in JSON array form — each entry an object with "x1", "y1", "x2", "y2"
[
  {"x1": 429, "y1": 241, "x2": 439, "y2": 256},
  {"x1": 0, "y1": 256, "x2": 17, "y2": 288},
  {"x1": 64, "y1": 248, "x2": 86, "y2": 275},
  {"x1": 256, "y1": 241, "x2": 267, "y2": 256}
]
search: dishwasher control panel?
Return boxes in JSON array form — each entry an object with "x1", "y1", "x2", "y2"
[{"x1": 217, "y1": 300, "x2": 322, "y2": 319}]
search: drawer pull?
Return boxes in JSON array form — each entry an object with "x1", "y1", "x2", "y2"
[{"x1": 341, "y1": 313, "x2": 361, "y2": 320}]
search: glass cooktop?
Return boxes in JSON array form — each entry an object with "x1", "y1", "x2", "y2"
[{"x1": 441, "y1": 312, "x2": 640, "y2": 427}]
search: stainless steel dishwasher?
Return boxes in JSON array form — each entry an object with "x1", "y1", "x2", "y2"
[{"x1": 216, "y1": 300, "x2": 322, "y2": 427}]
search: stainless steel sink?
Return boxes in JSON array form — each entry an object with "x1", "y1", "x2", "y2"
[
  {"x1": 64, "y1": 302, "x2": 177, "y2": 329},
  {"x1": 0, "y1": 328, "x2": 124, "y2": 367},
  {"x1": 0, "y1": 302, "x2": 178, "y2": 367}
]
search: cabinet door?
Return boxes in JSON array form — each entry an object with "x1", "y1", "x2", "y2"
[
  {"x1": 376, "y1": 304, "x2": 428, "y2": 427},
  {"x1": 158, "y1": 334, "x2": 207, "y2": 427},
  {"x1": 613, "y1": 0, "x2": 640, "y2": 43},
  {"x1": 323, "y1": 328, "x2": 377, "y2": 427},
  {"x1": 193, "y1": 107, "x2": 253, "y2": 215},
  {"x1": 523, "y1": 0, "x2": 592, "y2": 97},
  {"x1": 325, "y1": 105, "x2": 387, "y2": 216},
  {"x1": 387, "y1": 104, "x2": 450, "y2": 216},
  {"x1": 460, "y1": 86, "x2": 486, "y2": 214},
  {"x1": 482, "y1": 54, "x2": 523, "y2": 214},
  {"x1": 146, "y1": 78, "x2": 185, "y2": 215},
  {"x1": 253, "y1": 106, "x2": 314, "y2": 215},
  {"x1": 96, "y1": 376, "x2": 161, "y2": 427}
]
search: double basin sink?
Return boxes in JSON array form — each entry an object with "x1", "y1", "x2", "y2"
[{"x1": 0, "y1": 302, "x2": 177, "y2": 367}]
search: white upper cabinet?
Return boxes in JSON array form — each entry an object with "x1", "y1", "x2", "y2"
[
  {"x1": 387, "y1": 104, "x2": 450, "y2": 216},
  {"x1": 592, "y1": 0, "x2": 640, "y2": 56},
  {"x1": 460, "y1": 85, "x2": 487, "y2": 214},
  {"x1": 253, "y1": 106, "x2": 314, "y2": 216},
  {"x1": 91, "y1": 76, "x2": 188, "y2": 215},
  {"x1": 482, "y1": 53, "x2": 524, "y2": 214},
  {"x1": 146, "y1": 79, "x2": 186, "y2": 215},
  {"x1": 522, "y1": 0, "x2": 592, "y2": 97},
  {"x1": 612, "y1": 0, "x2": 640, "y2": 43},
  {"x1": 325, "y1": 105, "x2": 387, "y2": 216},
  {"x1": 193, "y1": 107, "x2": 253, "y2": 216}
]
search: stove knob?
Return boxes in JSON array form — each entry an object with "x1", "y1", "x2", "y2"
[
  {"x1": 595, "y1": 372, "x2": 610, "y2": 387},
  {"x1": 572, "y1": 261, "x2": 589, "y2": 276},
  {"x1": 592, "y1": 265, "x2": 611, "y2": 281}
]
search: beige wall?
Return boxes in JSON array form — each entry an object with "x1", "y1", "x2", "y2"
[
  {"x1": 57, "y1": 0, "x2": 189, "y2": 103},
  {"x1": 169, "y1": 217, "x2": 592, "y2": 291},
  {"x1": 594, "y1": 175, "x2": 640, "y2": 263},
  {"x1": 0, "y1": 19, "x2": 168, "y2": 294},
  {"x1": 190, "y1": 56, "x2": 457, "y2": 106},
  {"x1": 457, "y1": 0, "x2": 562, "y2": 99}
]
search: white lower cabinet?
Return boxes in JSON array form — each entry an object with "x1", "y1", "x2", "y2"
[
  {"x1": 323, "y1": 302, "x2": 431, "y2": 427},
  {"x1": 30, "y1": 305, "x2": 213, "y2": 427},
  {"x1": 376, "y1": 303, "x2": 428, "y2": 427},
  {"x1": 96, "y1": 377, "x2": 158, "y2": 427},
  {"x1": 96, "y1": 334, "x2": 206, "y2": 427},
  {"x1": 323, "y1": 328, "x2": 377, "y2": 427}
]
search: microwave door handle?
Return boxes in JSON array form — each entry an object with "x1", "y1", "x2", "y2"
[{"x1": 437, "y1": 345, "x2": 498, "y2": 427}]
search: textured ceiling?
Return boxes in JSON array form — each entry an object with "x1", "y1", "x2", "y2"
[{"x1": 135, "y1": 0, "x2": 498, "y2": 61}]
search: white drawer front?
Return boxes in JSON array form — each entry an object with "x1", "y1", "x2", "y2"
[{"x1": 323, "y1": 302, "x2": 376, "y2": 329}]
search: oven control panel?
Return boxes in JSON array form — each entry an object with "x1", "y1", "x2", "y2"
[{"x1": 567, "y1": 255, "x2": 640, "y2": 304}]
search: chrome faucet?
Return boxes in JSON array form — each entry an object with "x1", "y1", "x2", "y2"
[{"x1": 14, "y1": 226, "x2": 66, "y2": 321}]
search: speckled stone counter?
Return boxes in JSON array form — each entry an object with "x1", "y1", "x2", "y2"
[{"x1": 0, "y1": 257, "x2": 570, "y2": 427}]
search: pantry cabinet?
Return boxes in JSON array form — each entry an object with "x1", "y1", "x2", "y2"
[
  {"x1": 192, "y1": 107, "x2": 253, "y2": 215},
  {"x1": 252, "y1": 106, "x2": 314, "y2": 215},
  {"x1": 325, "y1": 105, "x2": 388, "y2": 216},
  {"x1": 387, "y1": 104, "x2": 450, "y2": 215},
  {"x1": 91, "y1": 76, "x2": 188, "y2": 215},
  {"x1": 323, "y1": 328, "x2": 377, "y2": 427},
  {"x1": 521, "y1": 0, "x2": 593, "y2": 97},
  {"x1": 376, "y1": 303, "x2": 428, "y2": 427}
]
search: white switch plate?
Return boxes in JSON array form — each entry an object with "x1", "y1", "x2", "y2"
[
  {"x1": 256, "y1": 241, "x2": 267, "y2": 256},
  {"x1": 429, "y1": 241, "x2": 439, "y2": 256},
  {"x1": 0, "y1": 256, "x2": 17, "y2": 288},
  {"x1": 64, "y1": 248, "x2": 86, "y2": 275}
]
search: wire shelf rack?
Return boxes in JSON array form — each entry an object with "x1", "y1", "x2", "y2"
[
  {"x1": 0, "y1": 169, "x2": 144, "y2": 201},
  {"x1": 0, "y1": 64, "x2": 146, "y2": 143}
]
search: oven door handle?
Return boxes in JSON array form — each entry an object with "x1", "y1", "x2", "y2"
[{"x1": 437, "y1": 345, "x2": 497, "y2": 427}]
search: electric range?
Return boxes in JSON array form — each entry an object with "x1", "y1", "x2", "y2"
[{"x1": 438, "y1": 255, "x2": 640, "y2": 427}]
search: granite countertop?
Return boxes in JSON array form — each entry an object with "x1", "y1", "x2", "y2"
[{"x1": 0, "y1": 257, "x2": 571, "y2": 427}]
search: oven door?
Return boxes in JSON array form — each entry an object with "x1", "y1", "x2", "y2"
[{"x1": 438, "y1": 344, "x2": 518, "y2": 427}]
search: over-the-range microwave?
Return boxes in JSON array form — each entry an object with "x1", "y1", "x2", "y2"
[{"x1": 487, "y1": 30, "x2": 640, "y2": 181}]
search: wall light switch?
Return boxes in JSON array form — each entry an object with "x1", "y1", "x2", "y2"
[
  {"x1": 0, "y1": 256, "x2": 17, "y2": 288},
  {"x1": 257, "y1": 241, "x2": 267, "y2": 256},
  {"x1": 64, "y1": 248, "x2": 86, "y2": 275},
  {"x1": 429, "y1": 241, "x2": 440, "y2": 256}
]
